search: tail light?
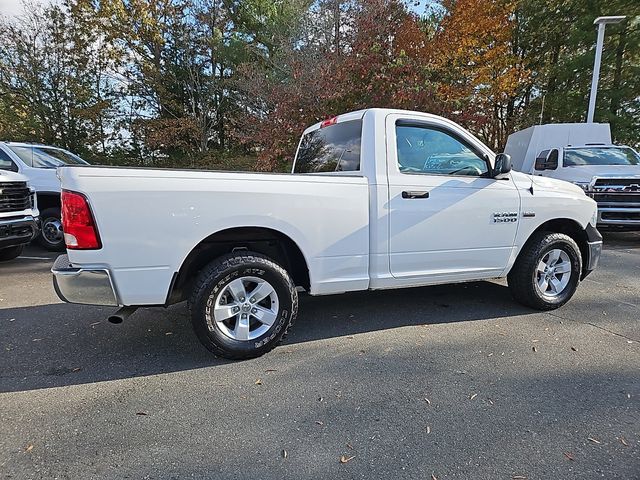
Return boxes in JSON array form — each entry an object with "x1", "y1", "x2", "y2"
[{"x1": 61, "y1": 190, "x2": 101, "y2": 249}]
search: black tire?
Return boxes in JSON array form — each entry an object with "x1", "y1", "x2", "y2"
[
  {"x1": 0, "y1": 245, "x2": 24, "y2": 262},
  {"x1": 38, "y1": 207, "x2": 65, "y2": 252},
  {"x1": 188, "y1": 251, "x2": 298, "y2": 360},
  {"x1": 508, "y1": 232, "x2": 582, "y2": 310}
]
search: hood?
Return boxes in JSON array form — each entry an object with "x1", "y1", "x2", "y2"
[
  {"x1": 0, "y1": 169, "x2": 30, "y2": 184},
  {"x1": 562, "y1": 164, "x2": 640, "y2": 183},
  {"x1": 510, "y1": 170, "x2": 585, "y2": 196}
]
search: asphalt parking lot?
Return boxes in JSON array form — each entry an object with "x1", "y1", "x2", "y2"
[{"x1": 0, "y1": 234, "x2": 638, "y2": 480}]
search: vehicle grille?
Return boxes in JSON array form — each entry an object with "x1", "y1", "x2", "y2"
[
  {"x1": 601, "y1": 211, "x2": 640, "y2": 221},
  {"x1": 0, "y1": 182, "x2": 31, "y2": 213},
  {"x1": 588, "y1": 178, "x2": 640, "y2": 206}
]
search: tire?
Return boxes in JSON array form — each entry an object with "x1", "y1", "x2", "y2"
[
  {"x1": 508, "y1": 232, "x2": 582, "y2": 310},
  {"x1": 38, "y1": 207, "x2": 65, "y2": 252},
  {"x1": 188, "y1": 251, "x2": 298, "y2": 360},
  {"x1": 0, "y1": 245, "x2": 24, "y2": 262}
]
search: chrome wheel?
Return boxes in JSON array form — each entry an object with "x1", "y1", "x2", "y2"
[
  {"x1": 535, "y1": 249, "x2": 572, "y2": 298},
  {"x1": 207, "y1": 276, "x2": 279, "y2": 341},
  {"x1": 42, "y1": 217, "x2": 63, "y2": 245}
]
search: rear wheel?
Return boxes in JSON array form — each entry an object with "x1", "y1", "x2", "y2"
[
  {"x1": 188, "y1": 252, "x2": 298, "y2": 359},
  {"x1": 0, "y1": 245, "x2": 24, "y2": 262},
  {"x1": 38, "y1": 207, "x2": 65, "y2": 252},
  {"x1": 508, "y1": 232, "x2": 582, "y2": 310}
]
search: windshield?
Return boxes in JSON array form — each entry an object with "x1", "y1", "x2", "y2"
[
  {"x1": 8, "y1": 145, "x2": 88, "y2": 168},
  {"x1": 564, "y1": 147, "x2": 640, "y2": 167}
]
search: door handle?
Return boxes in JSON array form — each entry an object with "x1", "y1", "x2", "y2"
[{"x1": 402, "y1": 190, "x2": 430, "y2": 199}]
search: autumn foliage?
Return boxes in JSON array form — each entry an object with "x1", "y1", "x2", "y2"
[{"x1": 0, "y1": 0, "x2": 638, "y2": 169}]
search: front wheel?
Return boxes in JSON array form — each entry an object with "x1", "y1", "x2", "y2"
[
  {"x1": 188, "y1": 252, "x2": 298, "y2": 359},
  {"x1": 508, "y1": 232, "x2": 582, "y2": 310},
  {"x1": 38, "y1": 207, "x2": 65, "y2": 252},
  {"x1": 0, "y1": 245, "x2": 24, "y2": 262}
]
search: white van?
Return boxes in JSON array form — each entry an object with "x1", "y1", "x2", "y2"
[
  {"x1": 0, "y1": 142, "x2": 89, "y2": 250},
  {"x1": 505, "y1": 123, "x2": 640, "y2": 230}
]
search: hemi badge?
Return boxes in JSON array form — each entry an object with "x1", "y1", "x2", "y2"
[{"x1": 522, "y1": 211, "x2": 536, "y2": 218}]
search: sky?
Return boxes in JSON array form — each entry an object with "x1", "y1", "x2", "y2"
[
  {"x1": 0, "y1": 0, "x2": 46, "y2": 17},
  {"x1": 0, "y1": 0, "x2": 434, "y2": 18}
]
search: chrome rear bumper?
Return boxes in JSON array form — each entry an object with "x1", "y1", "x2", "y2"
[{"x1": 52, "y1": 254, "x2": 119, "y2": 306}]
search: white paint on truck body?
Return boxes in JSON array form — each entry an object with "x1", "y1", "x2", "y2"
[{"x1": 57, "y1": 109, "x2": 597, "y2": 306}]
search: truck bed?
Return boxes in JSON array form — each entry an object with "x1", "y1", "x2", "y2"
[{"x1": 58, "y1": 166, "x2": 370, "y2": 305}]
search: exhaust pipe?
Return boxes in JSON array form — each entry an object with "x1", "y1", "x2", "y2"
[{"x1": 108, "y1": 306, "x2": 138, "y2": 324}]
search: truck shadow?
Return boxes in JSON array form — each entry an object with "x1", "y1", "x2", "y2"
[{"x1": 0, "y1": 280, "x2": 533, "y2": 393}]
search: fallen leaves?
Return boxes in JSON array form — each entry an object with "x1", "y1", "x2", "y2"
[
  {"x1": 620, "y1": 437, "x2": 628, "y2": 447},
  {"x1": 426, "y1": 425, "x2": 431, "y2": 434},
  {"x1": 469, "y1": 393, "x2": 478, "y2": 400},
  {"x1": 315, "y1": 421, "x2": 324, "y2": 426},
  {"x1": 281, "y1": 449, "x2": 288, "y2": 459},
  {"x1": 254, "y1": 379, "x2": 262, "y2": 385},
  {"x1": 512, "y1": 476, "x2": 527, "y2": 479},
  {"x1": 424, "y1": 397, "x2": 431, "y2": 405},
  {"x1": 265, "y1": 369, "x2": 277, "y2": 372},
  {"x1": 532, "y1": 346, "x2": 537, "y2": 352},
  {"x1": 563, "y1": 451, "x2": 574, "y2": 461},
  {"x1": 587, "y1": 437, "x2": 601, "y2": 444},
  {"x1": 136, "y1": 412, "x2": 148, "y2": 416},
  {"x1": 339, "y1": 455, "x2": 355, "y2": 464},
  {"x1": 24, "y1": 444, "x2": 33, "y2": 453},
  {"x1": 431, "y1": 474, "x2": 438, "y2": 480},
  {"x1": 571, "y1": 346, "x2": 577, "y2": 352}
]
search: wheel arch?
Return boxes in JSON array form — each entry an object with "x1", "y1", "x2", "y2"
[
  {"x1": 517, "y1": 218, "x2": 590, "y2": 277},
  {"x1": 166, "y1": 226, "x2": 311, "y2": 305},
  {"x1": 36, "y1": 191, "x2": 61, "y2": 212}
]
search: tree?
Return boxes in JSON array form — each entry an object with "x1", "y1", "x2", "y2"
[{"x1": 0, "y1": 0, "x2": 119, "y2": 154}]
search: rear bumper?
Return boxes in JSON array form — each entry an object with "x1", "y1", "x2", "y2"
[
  {"x1": 582, "y1": 224, "x2": 602, "y2": 279},
  {"x1": 51, "y1": 254, "x2": 119, "y2": 306},
  {"x1": 0, "y1": 215, "x2": 39, "y2": 249}
]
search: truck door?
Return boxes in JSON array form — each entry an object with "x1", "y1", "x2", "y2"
[{"x1": 386, "y1": 114, "x2": 520, "y2": 281}]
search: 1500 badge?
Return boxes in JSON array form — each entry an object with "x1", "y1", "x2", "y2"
[{"x1": 493, "y1": 212, "x2": 518, "y2": 223}]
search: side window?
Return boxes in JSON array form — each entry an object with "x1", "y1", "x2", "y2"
[
  {"x1": 395, "y1": 123, "x2": 489, "y2": 176},
  {"x1": 294, "y1": 120, "x2": 362, "y2": 173},
  {"x1": 0, "y1": 149, "x2": 19, "y2": 172}
]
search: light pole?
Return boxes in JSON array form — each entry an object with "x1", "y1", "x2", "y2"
[{"x1": 587, "y1": 16, "x2": 626, "y2": 123}]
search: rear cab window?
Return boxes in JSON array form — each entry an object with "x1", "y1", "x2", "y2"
[{"x1": 293, "y1": 120, "x2": 362, "y2": 174}]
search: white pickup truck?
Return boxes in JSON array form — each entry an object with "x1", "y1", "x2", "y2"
[
  {"x1": 0, "y1": 142, "x2": 90, "y2": 251},
  {"x1": 0, "y1": 170, "x2": 39, "y2": 261},
  {"x1": 505, "y1": 123, "x2": 640, "y2": 230},
  {"x1": 52, "y1": 109, "x2": 602, "y2": 359}
]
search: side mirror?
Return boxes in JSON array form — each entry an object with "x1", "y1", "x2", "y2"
[
  {"x1": 545, "y1": 149, "x2": 559, "y2": 170},
  {"x1": 493, "y1": 153, "x2": 512, "y2": 176},
  {"x1": 534, "y1": 149, "x2": 559, "y2": 170}
]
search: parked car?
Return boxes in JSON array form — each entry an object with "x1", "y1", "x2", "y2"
[
  {"x1": 0, "y1": 142, "x2": 89, "y2": 251},
  {"x1": 505, "y1": 123, "x2": 640, "y2": 230},
  {"x1": 51, "y1": 108, "x2": 602, "y2": 359},
  {"x1": 0, "y1": 168, "x2": 39, "y2": 261}
]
